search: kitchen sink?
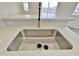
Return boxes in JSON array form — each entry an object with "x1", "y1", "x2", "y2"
[{"x1": 7, "y1": 29, "x2": 73, "y2": 51}]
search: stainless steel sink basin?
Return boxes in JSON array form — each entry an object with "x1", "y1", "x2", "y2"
[{"x1": 7, "y1": 29, "x2": 73, "y2": 51}]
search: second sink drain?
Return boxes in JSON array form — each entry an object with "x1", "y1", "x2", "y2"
[{"x1": 44, "y1": 45, "x2": 49, "y2": 50}]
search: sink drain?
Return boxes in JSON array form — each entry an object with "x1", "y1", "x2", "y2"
[
  {"x1": 37, "y1": 43, "x2": 42, "y2": 48},
  {"x1": 44, "y1": 45, "x2": 49, "y2": 50}
]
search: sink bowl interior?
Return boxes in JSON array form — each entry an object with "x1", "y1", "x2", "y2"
[{"x1": 7, "y1": 29, "x2": 73, "y2": 51}]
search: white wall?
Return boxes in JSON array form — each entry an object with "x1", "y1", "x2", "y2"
[
  {"x1": 0, "y1": 2, "x2": 78, "y2": 28},
  {"x1": 0, "y1": 2, "x2": 77, "y2": 17},
  {"x1": 0, "y1": 2, "x2": 39, "y2": 16},
  {"x1": 29, "y1": 2, "x2": 39, "y2": 15},
  {"x1": 0, "y1": 2, "x2": 23, "y2": 27},
  {"x1": 0, "y1": 2, "x2": 38, "y2": 28},
  {"x1": 56, "y1": 2, "x2": 76, "y2": 18},
  {"x1": 0, "y1": 2, "x2": 23, "y2": 16},
  {"x1": 40, "y1": 2, "x2": 77, "y2": 27},
  {"x1": 67, "y1": 3, "x2": 79, "y2": 29}
]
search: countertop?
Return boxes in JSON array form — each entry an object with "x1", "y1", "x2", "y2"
[
  {"x1": 0, "y1": 26, "x2": 79, "y2": 56},
  {"x1": 67, "y1": 21, "x2": 79, "y2": 29}
]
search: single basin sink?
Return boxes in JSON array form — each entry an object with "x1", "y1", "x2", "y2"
[{"x1": 7, "y1": 29, "x2": 73, "y2": 51}]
